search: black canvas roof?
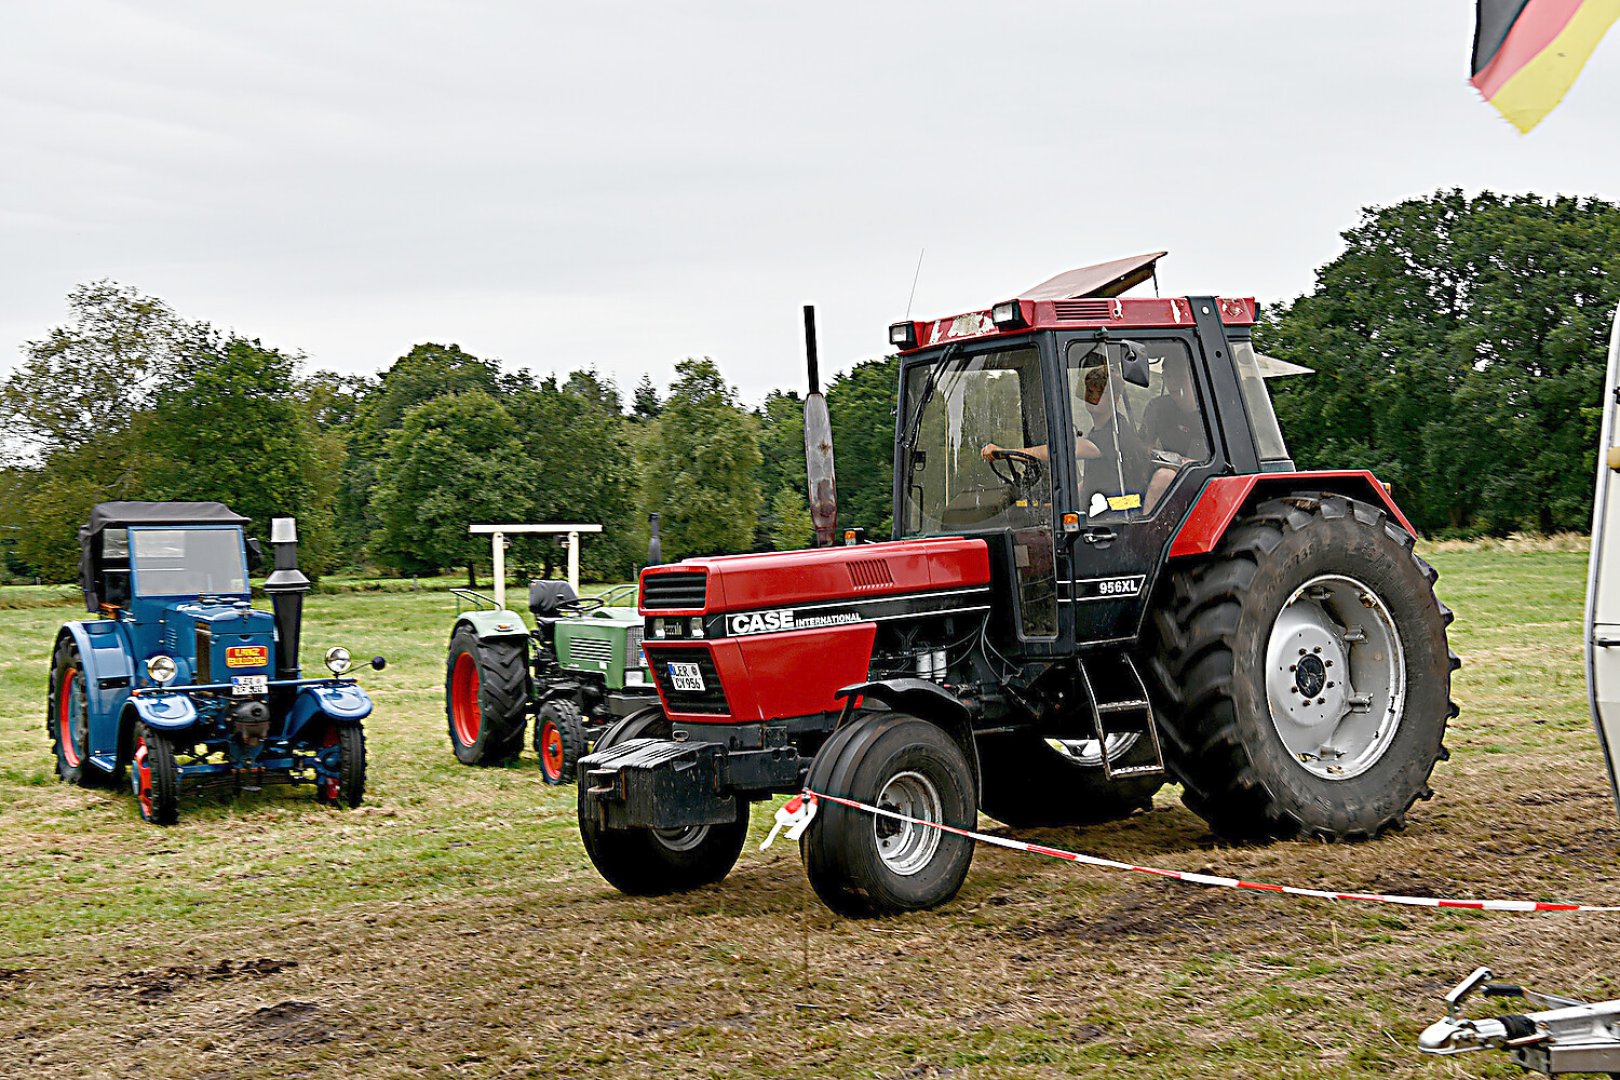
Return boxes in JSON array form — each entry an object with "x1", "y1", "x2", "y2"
[{"x1": 78, "y1": 501, "x2": 249, "y2": 612}]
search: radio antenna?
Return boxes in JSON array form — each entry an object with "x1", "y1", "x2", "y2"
[{"x1": 905, "y1": 247, "x2": 926, "y2": 318}]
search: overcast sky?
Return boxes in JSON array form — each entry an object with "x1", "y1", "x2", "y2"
[{"x1": 2, "y1": 2, "x2": 1615, "y2": 404}]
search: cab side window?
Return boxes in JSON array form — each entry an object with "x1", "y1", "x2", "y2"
[{"x1": 1064, "y1": 339, "x2": 1211, "y2": 519}]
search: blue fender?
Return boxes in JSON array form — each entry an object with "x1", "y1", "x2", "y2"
[
  {"x1": 127, "y1": 692, "x2": 199, "y2": 731},
  {"x1": 56, "y1": 621, "x2": 135, "y2": 766},
  {"x1": 284, "y1": 683, "x2": 373, "y2": 742}
]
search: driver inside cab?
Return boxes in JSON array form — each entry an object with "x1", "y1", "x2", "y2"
[{"x1": 980, "y1": 362, "x2": 1154, "y2": 514}]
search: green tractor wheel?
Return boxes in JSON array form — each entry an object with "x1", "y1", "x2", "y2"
[
  {"x1": 535, "y1": 699, "x2": 587, "y2": 785},
  {"x1": 446, "y1": 626, "x2": 528, "y2": 766}
]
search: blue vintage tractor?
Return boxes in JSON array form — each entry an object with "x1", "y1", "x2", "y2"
[{"x1": 50, "y1": 501, "x2": 385, "y2": 824}]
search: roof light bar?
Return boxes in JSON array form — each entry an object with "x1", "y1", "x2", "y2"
[{"x1": 990, "y1": 300, "x2": 1027, "y2": 329}]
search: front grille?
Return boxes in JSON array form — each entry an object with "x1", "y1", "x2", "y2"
[
  {"x1": 195, "y1": 625, "x2": 212, "y2": 684},
  {"x1": 1054, "y1": 299, "x2": 1115, "y2": 321},
  {"x1": 645, "y1": 647, "x2": 729, "y2": 714},
  {"x1": 847, "y1": 559, "x2": 894, "y2": 590},
  {"x1": 641, "y1": 571, "x2": 707, "y2": 610},
  {"x1": 568, "y1": 638, "x2": 613, "y2": 665},
  {"x1": 626, "y1": 627, "x2": 645, "y2": 665}
]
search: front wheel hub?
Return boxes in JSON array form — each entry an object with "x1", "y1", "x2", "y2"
[{"x1": 872, "y1": 770, "x2": 943, "y2": 876}]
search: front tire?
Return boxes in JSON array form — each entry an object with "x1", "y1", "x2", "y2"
[
  {"x1": 49, "y1": 638, "x2": 99, "y2": 788},
  {"x1": 977, "y1": 732, "x2": 1163, "y2": 828},
  {"x1": 801, "y1": 712, "x2": 976, "y2": 917},
  {"x1": 315, "y1": 724, "x2": 366, "y2": 809},
  {"x1": 577, "y1": 708, "x2": 750, "y2": 895},
  {"x1": 1148, "y1": 493, "x2": 1456, "y2": 840},
  {"x1": 132, "y1": 723, "x2": 180, "y2": 826},
  {"x1": 445, "y1": 627, "x2": 529, "y2": 765},
  {"x1": 535, "y1": 698, "x2": 587, "y2": 785}
]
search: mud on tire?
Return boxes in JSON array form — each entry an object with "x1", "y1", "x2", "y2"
[
  {"x1": 1147, "y1": 493, "x2": 1457, "y2": 840},
  {"x1": 445, "y1": 626, "x2": 529, "y2": 766}
]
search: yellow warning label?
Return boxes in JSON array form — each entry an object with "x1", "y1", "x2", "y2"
[{"x1": 1107, "y1": 493, "x2": 1142, "y2": 511}]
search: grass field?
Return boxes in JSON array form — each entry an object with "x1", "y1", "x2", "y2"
[{"x1": 1, "y1": 549, "x2": 1617, "y2": 1079}]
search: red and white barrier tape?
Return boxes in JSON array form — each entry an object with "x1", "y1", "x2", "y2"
[{"x1": 761, "y1": 791, "x2": 1620, "y2": 914}]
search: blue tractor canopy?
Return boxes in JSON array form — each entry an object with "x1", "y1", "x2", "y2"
[{"x1": 78, "y1": 501, "x2": 252, "y2": 613}]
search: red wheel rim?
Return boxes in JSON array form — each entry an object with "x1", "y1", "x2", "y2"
[
  {"x1": 58, "y1": 666, "x2": 82, "y2": 768},
  {"x1": 450, "y1": 653, "x2": 481, "y2": 746},
  {"x1": 133, "y1": 736, "x2": 153, "y2": 819},
  {"x1": 320, "y1": 725, "x2": 340, "y2": 801},
  {"x1": 539, "y1": 720, "x2": 564, "y2": 780}
]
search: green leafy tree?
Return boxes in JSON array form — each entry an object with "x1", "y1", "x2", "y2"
[
  {"x1": 826, "y1": 356, "x2": 899, "y2": 536},
  {"x1": 639, "y1": 358, "x2": 761, "y2": 559},
  {"x1": 141, "y1": 331, "x2": 337, "y2": 571},
  {"x1": 766, "y1": 486, "x2": 811, "y2": 551},
  {"x1": 0, "y1": 281, "x2": 181, "y2": 457},
  {"x1": 754, "y1": 390, "x2": 806, "y2": 548},
  {"x1": 1260, "y1": 189, "x2": 1620, "y2": 535},
  {"x1": 368, "y1": 391, "x2": 536, "y2": 579},
  {"x1": 631, "y1": 374, "x2": 663, "y2": 423},
  {"x1": 508, "y1": 370, "x2": 639, "y2": 579},
  {"x1": 337, "y1": 343, "x2": 503, "y2": 563}
]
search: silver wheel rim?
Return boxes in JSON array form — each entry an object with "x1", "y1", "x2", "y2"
[
  {"x1": 1048, "y1": 733, "x2": 1139, "y2": 768},
  {"x1": 873, "y1": 770, "x2": 943, "y2": 876},
  {"x1": 1264, "y1": 573, "x2": 1406, "y2": 781},
  {"x1": 652, "y1": 825, "x2": 710, "y2": 852}
]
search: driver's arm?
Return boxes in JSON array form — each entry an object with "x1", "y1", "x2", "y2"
[{"x1": 980, "y1": 442, "x2": 1051, "y2": 462}]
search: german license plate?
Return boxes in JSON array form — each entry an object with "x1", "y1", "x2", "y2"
[
  {"x1": 231, "y1": 675, "x2": 268, "y2": 697},
  {"x1": 667, "y1": 662, "x2": 705, "y2": 692}
]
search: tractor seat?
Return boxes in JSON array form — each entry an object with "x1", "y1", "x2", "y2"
[{"x1": 528, "y1": 579, "x2": 578, "y2": 619}]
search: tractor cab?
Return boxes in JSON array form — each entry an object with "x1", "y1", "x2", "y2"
[{"x1": 888, "y1": 253, "x2": 1295, "y2": 653}]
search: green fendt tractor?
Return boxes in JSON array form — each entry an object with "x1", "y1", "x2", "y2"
[{"x1": 446, "y1": 577, "x2": 657, "y2": 783}]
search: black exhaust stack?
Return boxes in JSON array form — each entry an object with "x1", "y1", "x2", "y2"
[
  {"x1": 263, "y1": 516, "x2": 310, "y2": 681},
  {"x1": 803, "y1": 305, "x2": 838, "y2": 547}
]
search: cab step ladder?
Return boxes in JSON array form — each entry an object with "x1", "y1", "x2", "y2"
[{"x1": 1077, "y1": 653, "x2": 1165, "y2": 780}]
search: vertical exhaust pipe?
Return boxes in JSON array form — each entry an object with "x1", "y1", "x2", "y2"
[
  {"x1": 803, "y1": 305, "x2": 838, "y2": 547},
  {"x1": 263, "y1": 516, "x2": 310, "y2": 682}
]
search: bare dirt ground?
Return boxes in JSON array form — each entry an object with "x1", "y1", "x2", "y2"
[{"x1": 1, "y1": 549, "x2": 1615, "y2": 1078}]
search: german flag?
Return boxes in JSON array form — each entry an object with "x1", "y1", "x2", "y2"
[{"x1": 1473, "y1": 0, "x2": 1620, "y2": 132}]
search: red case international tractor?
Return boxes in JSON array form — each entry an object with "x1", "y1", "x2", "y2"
[{"x1": 578, "y1": 254, "x2": 1457, "y2": 916}]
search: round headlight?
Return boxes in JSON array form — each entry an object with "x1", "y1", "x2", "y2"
[
  {"x1": 324, "y1": 646, "x2": 352, "y2": 675},
  {"x1": 146, "y1": 655, "x2": 177, "y2": 685}
]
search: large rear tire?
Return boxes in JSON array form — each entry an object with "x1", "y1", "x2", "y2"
[
  {"x1": 1148, "y1": 493, "x2": 1456, "y2": 840},
  {"x1": 977, "y1": 732, "x2": 1163, "y2": 828},
  {"x1": 445, "y1": 626, "x2": 528, "y2": 766},
  {"x1": 801, "y1": 712, "x2": 976, "y2": 917},
  {"x1": 49, "y1": 638, "x2": 100, "y2": 788},
  {"x1": 577, "y1": 708, "x2": 750, "y2": 895}
]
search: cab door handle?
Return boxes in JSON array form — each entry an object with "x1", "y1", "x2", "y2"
[{"x1": 1080, "y1": 528, "x2": 1116, "y2": 545}]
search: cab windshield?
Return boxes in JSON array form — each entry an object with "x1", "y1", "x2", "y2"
[
  {"x1": 900, "y1": 345, "x2": 1052, "y2": 536},
  {"x1": 131, "y1": 528, "x2": 248, "y2": 597}
]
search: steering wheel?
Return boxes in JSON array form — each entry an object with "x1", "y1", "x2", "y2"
[
  {"x1": 987, "y1": 449, "x2": 1045, "y2": 491},
  {"x1": 555, "y1": 596, "x2": 606, "y2": 616}
]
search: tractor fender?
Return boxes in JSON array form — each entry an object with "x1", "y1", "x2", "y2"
[
  {"x1": 56, "y1": 620, "x2": 135, "y2": 765},
  {"x1": 1168, "y1": 470, "x2": 1416, "y2": 559},
  {"x1": 125, "y1": 692, "x2": 199, "y2": 732},
  {"x1": 284, "y1": 683, "x2": 373, "y2": 741},
  {"x1": 453, "y1": 609, "x2": 531, "y2": 643},
  {"x1": 832, "y1": 678, "x2": 980, "y2": 794}
]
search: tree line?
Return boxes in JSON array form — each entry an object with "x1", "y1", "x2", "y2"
[
  {"x1": 2, "y1": 188, "x2": 1616, "y2": 585},
  {"x1": 0, "y1": 284, "x2": 898, "y2": 583}
]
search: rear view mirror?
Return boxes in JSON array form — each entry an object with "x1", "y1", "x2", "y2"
[{"x1": 1120, "y1": 341, "x2": 1151, "y2": 388}]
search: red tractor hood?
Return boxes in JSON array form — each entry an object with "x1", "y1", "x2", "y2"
[{"x1": 639, "y1": 537, "x2": 991, "y2": 615}]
